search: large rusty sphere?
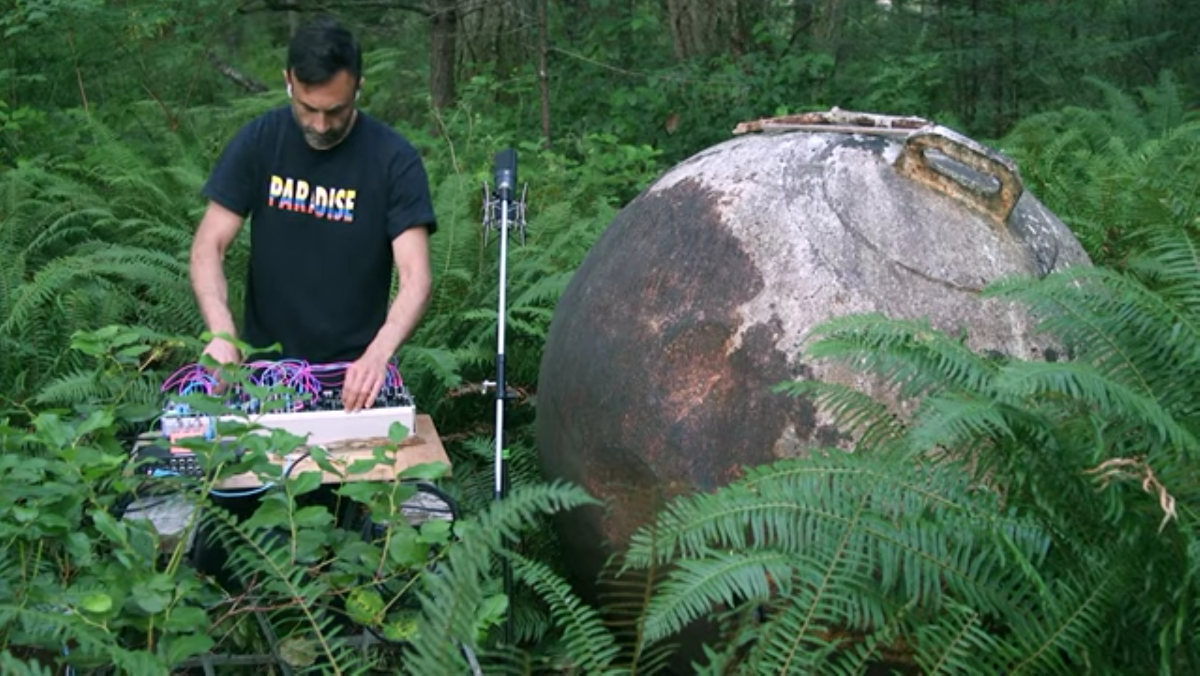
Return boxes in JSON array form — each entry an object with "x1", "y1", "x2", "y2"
[{"x1": 535, "y1": 114, "x2": 1090, "y2": 604}]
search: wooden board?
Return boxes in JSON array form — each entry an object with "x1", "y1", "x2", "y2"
[
  {"x1": 135, "y1": 414, "x2": 452, "y2": 489},
  {"x1": 219, "y1": 414, "x2": 451, "y2": 488}
]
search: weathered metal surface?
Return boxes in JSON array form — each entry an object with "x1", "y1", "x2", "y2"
[
  {"x1": 732, "y1": 107, "x2": 932, "y2": 136},
  {"x1": 535, "y1": 117, "x2": 1091, "y2": 607}
]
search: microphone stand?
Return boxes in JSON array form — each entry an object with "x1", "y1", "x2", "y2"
[{"x1": 482, "y1": 148, "x2": 527, "y2": 647}]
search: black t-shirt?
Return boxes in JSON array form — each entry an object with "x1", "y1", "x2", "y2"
[{"x1": 202, "y1": 106, "x2": 437, "y2": 364}]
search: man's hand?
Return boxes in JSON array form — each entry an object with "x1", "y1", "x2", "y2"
[
  {"x1": 342, "y1": 348, "x2": 392, "y2": 412},
  {"x1": 201, "y1": 337, "x2": 242, "y2": 393},
  {"x1": 202, "y1": 337, "x2": 242, "y2": 367}
]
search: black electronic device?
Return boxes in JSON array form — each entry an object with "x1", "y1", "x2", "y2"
[
  {"x1": 132, "y1": 443, "x2": 207, "y2": 478},
  {"x1": 131, "y1": 440, "x2": 245, "y2": 479}
]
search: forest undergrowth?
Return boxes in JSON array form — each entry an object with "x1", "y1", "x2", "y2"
[{"x1": 1, "y1": 1, "x2": 1199, "y2": 671}]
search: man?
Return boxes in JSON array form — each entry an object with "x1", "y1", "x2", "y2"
[{"x1": 190, "y1": 16, "x2": 436, "y2": 412}]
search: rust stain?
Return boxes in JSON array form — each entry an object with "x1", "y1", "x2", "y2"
[{"x1": 536, "y1": 177, "x2": 824, "y2": 600}]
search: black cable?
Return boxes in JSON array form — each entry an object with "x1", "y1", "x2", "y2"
[
  {"x1": 120, "y1": 495, "x2": 179, "y2": 514},
  {"x1": 281, "y1": 451, "x2": 311, "y2": 482}
]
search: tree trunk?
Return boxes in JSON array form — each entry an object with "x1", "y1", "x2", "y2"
[
  {"x1": 537, "y1": 0, "x2": 551, "y2": 147},
  {"x1": 460, "y1": 0, "x2": 533, "y2": 80},
  {"x1": 666, "y1": 0, "x2": 739, "y2": 62},
  {"x1": 430, "y1": 0, "x2": 458, "y2": 109},
  {"x1": 667, "y1": 0, "x2": 690, "y2": 61},
  {"x1": 813, "y1": 0, "x2": 848, "y2": 48}
]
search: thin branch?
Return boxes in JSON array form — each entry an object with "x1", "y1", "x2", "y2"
[
  {"x1": 67, "y1": 29, "x2": 89, "y2": 113},
  {"x1": 142, "y1": 83, "x2": 178, "y2": 132},
  {"x1": 207, "y1": 51, "x2": 269, "y2": 94},
  {"x1": 134, "y1": 43, "x2": 178, "y2": 131},
  {"x1": 547, "y1": 46, "x2": 747, "y2": 88}
]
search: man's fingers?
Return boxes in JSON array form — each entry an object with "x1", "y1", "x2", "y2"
[
  {"x1": 344, "y1": 368, "x2": 371, "y2": 412},
  {"x1": 364, "y1": 377, "x2": 382, "y2": 409},
  {"x1": 342, "y1": 363, "x2": 386, "y2": 412},
  {"x1": 344, "y1": 373, "x2": 362, "y2": 411}
]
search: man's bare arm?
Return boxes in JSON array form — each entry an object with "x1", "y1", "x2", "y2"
[
  {"x1": 365, "y1": 225, "x2": 434, "y2": 360},
  {"x1": 190, "y1": 201, "x2": 246, "y2": 345},
  {"x1": 342, "y1": 225, "x2": 432, "y2": 411}
]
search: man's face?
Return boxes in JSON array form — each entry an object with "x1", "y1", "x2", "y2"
[{"x1": 286, "y1": 68, "x2": 359, "y2": 150}]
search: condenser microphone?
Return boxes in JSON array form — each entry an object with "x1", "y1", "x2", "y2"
[
  {"x1": 494, "y1": 148, "x2": 517, "y2": 201},
  {"x1": 481, "y1": 148, "x2": 528, "y2": 247}
]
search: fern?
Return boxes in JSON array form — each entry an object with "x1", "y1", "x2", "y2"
[
  {"x1": 590, "y1": 539, "x2": 680, "y2": 676},
  {"x1": 401, "y1": 481, "x2": 600, "y2": 675},
  {"x1": 1001, "y1": 73, "x2": 1200, "y2": 267},
  {"x1": 745, "y1": 227, "x2": 1200, "y2": 672},
  {"x1": 0, "y1": 114, "x2": 216, "y2": 408},
  {"x1": 801, "y1": 314, "x2": 1002, "y2": 401},
  {"x1": 199, "y1": 501, "x2": 386, "y2": 675},
  {"x1": 618, "y1": 450, "x2": 1076, "y2": 674},
  {"x1": 509, "y1": 553, "x2": 622, "y2": 674}
]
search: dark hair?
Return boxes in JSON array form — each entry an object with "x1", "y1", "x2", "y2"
[{"x1": 287, "y1": 15, "x2": 362, "y2": 85}]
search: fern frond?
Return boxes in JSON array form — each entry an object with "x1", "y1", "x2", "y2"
[
  {"x1": 0, "y1": 604, "x2": 169, "y2": 674},
  {"x1": 911, "y1": 602, "x2": 1008, "y2": 675},
  {"x1": 403, "y1": 482, "x2": 601, "y2": 674},
  {"x1": 511, "y1": 553, "x2": 622, "y2": 674},
  {"x1": 998, "y1": 564, "x2": 1125, "y2": 675},
  {"x1": 640, "y1": 549, "x2": 795, "y2": 645},
  {"x1": 994, "y1": 360, "x2": 1199, "y2": 459},
  {"x1": 201, "y1": 505, "x2": 355, "y2": 674},
  {"x1": 475, "y1": 481, "x2": 601, "y2": 553},
  {"x1": 1129, "y1": 225, "x2": 1200, "y2": 318},
  {"x1": 801, "y1": 313, "x2": 999, "y2": 401},
  {"x1": 985, "y1": 264, "x2": 1200, "y2": 414},
  {"x1": 625, "y1": 451, "x2": 1056, "y2": 672},
  {"x1": 591, "y1": 528, "x2": 683, "y2": 674},
  {"x1": 2, "y1": 243, "x2": 189, "y2": 333},
  {"x1": 772, "y1": 379, "x2": 907, "y2": 451}
]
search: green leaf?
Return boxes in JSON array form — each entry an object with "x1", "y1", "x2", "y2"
[
  {"x1": 477, "y1": 593, "x2": 509, "y2": 628},
  {"x1": 130, "y1": 582, "x2": 171, "y2": 614},
  {"x1": 243, "y1": 495, "x2": 289, "y2": 531},
  {"x1": 383, "y1": 610, "x2": 420, "y2": 642},
  {"x1": 31, "y1": 413, "x2": 74, "y2": 449},
  {"x1": 398, "y1": 462, "x2": 451, "y2": 481},
  {"x1": 338, "y1": 481, "x2": 386, "y2": 505},
  {"x1": 65, "y1": 531, "x2": 92, "y2": 563},
  {"x1": 293, "y1": 528, "x2": 327, "y2": 563},
  {"x1": 75, "y1": 408, "x2": 115, "y2": 437},
  {"x1": 418, "y1": 519, "x2": 453, "y2": 545},
  {"x1": 307, "y1": 446, "x2": 342, "y2": 477},
  {"x1": 347, "y1": 456, "x2": 386, "y2": 474},
  {"x1": 388, "y1": 421, "x2": 410, "y2": 443},
  {"x1": 117, "y1": 344, "x2": 151, "y2": 358},
  {"x1": 91, "y1": 509, "x2": 126, "y2": 544},
  {"x1": 162, "y1": 606, "x2": 209, "y2": 632},
  {"x1": 345, "y1": 588, "x2": 385, "y2": 625},
  {"x1": 288, "y1": 470, "x2": 323, "y2": 496},
  {"x1": 165, "y1": 633, "x2": 215, "y2": 666},
  {"x1": 388, "y1": 528, "x2": 431, "y2": 567},
  {"x1": 293, "y1": 505, "x2": 333, "y2": 529},
  {"x1": 79, "y1": 592, "x2": 113, "y2": 614}
]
